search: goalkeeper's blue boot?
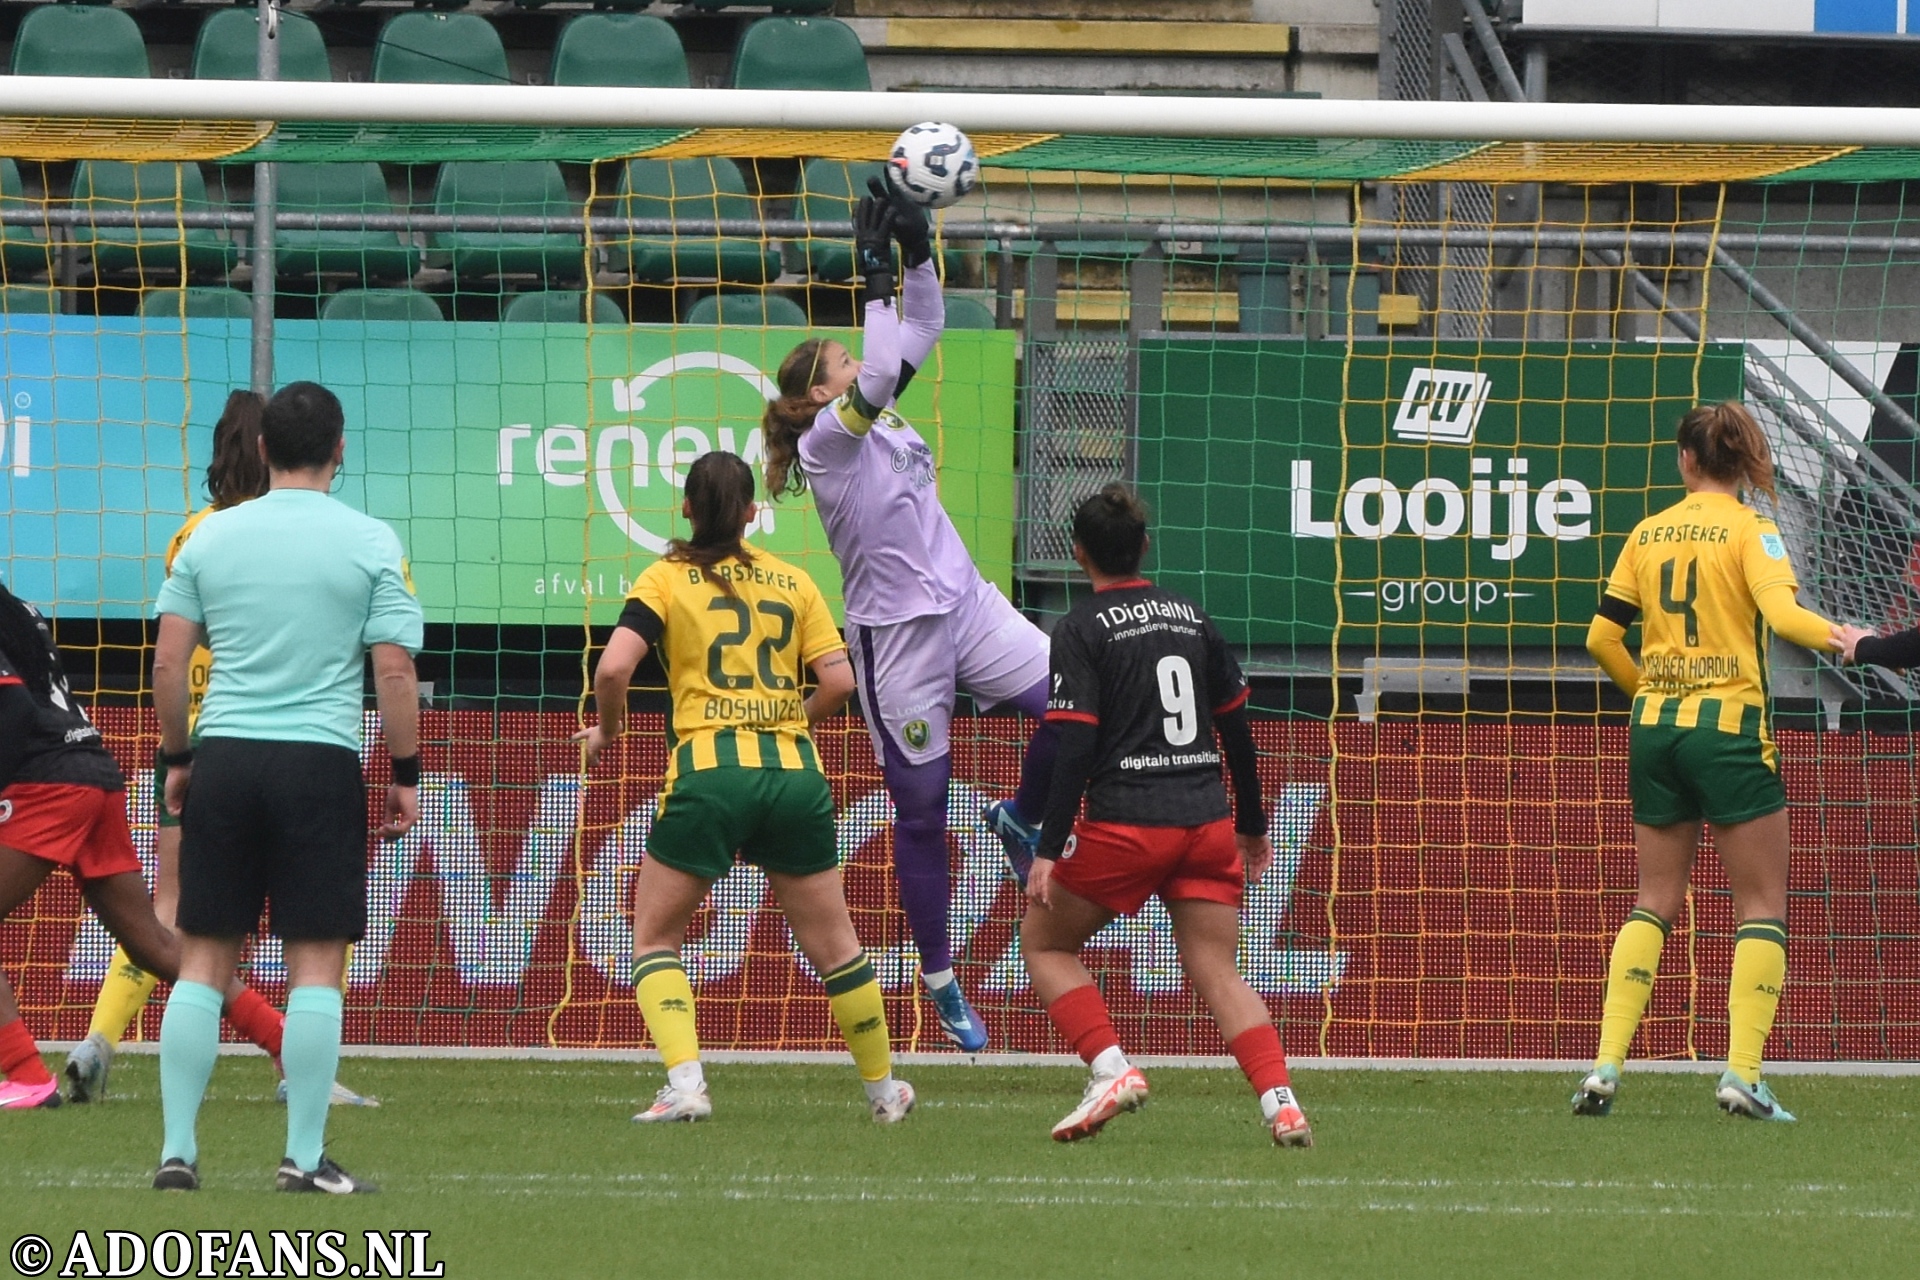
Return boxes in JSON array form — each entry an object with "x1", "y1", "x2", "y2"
[
  {"x1": 1571, "y1": 1062, "x2": 1619, "y2": 1116},
  {"x1": 981, "y1": 800, "x2": 1038, "y2": 889},
  {"x1": 1716, "y1": 1070, "x2": 1796, "y2": 1122},
  {"x1": 926, "y1": 978, "x2": 989, "y2": 1053}
]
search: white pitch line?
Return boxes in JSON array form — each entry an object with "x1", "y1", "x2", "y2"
[{"x1": 44, "y1": 1043, "x2": 1920, "y2": 1076}]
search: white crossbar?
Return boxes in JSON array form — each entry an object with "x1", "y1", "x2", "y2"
[{"x1": 2, "y1": 79, "x2": 1920, "y2": 147}]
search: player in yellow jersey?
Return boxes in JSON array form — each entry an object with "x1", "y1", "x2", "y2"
[
  {"x1": 65, "y1": 391, "x2": 373, "y2": 1109},
  {"x1": 575, "y1": 451, "x2": 915, "y2": 1125},
  {"x1": 1578, "y1": 402, "x2": 1846, "y2": 1123}
]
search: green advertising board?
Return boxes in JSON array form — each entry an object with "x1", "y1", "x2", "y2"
[
  {"x1": 1136, "y1": 339, "x2": 1744, "y2": 648},
  {"x1": 0, "y1": 319, "x2": 1016, "y2": 623}
]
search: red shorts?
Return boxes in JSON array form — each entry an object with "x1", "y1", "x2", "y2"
[
  {"x1": 1050, "y1": 818, "x2": 1243, "y2": 915},
  {"x1": 0, "y1": 783, "x2": 143, "y2": 881}
]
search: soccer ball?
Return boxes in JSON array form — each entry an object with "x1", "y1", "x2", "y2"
[{"x1": 888, "y1": 122, "x2": 979, "y2": 210}]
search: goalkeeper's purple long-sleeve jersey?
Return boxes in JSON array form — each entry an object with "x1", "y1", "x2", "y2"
[{"x1": 797, "y1": 260, "x2": 987, "y2": 628}]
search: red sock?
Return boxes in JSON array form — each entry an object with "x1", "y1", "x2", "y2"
[
  {"x1": 1047, "y1": 984, "x2": 1120, "y2": 1065},
  {"x1": 1228, "y1": 1024, "x2": 1291, "y2": 1096},
  {"x1": 0, "y1": 1016, "x2": 51, "y2": 1085},
  {"x1": 225, "y1": 987, "x2": 285, "y2": 1060}
]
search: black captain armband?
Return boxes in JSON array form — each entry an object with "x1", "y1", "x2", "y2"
[
  {"x1": 1596, "y1": 594, "x2": 1639, "y2": 627},
  {"x1": 615, "y1": 599, "x2": 664, "y2": 647},
  {"x1": 391, "y1": 754, "x2": 421, "y2": 787}
]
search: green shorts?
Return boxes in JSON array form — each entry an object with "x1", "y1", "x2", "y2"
[
  {"x1": 647, "y1": 766, "x2": 838, "y2": 881},
  {"x1": 1629, "y1": 724, "x2": 1786, "y2": 828}
]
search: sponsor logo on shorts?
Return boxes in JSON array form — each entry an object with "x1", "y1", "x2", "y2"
[
  {"x1": 0, "y1": 799, "x2": 10, "y2": 822},
  {"x1": 1060, "y1": 833, "x2": 1077, "y2": 860},
  {"x1": 903, "y1": 719, "x2": 931, "y2": 750}
]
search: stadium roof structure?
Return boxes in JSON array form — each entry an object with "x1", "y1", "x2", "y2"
[{"x1": 2, "y1": 80, "x2": 1920, "y2": 181}]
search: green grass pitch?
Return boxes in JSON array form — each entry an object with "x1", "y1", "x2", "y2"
[{"x1": 5, "y1": 1058, "x2": 1917, "y2": 1279}]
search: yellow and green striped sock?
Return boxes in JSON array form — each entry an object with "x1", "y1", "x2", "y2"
[
  {"x1": 823, "y1": 952, "x2": 891, "y2": 1084},
  {"x1": 633, "y1": 951, "x2": 700, "y2": 1071},
  {"x1": 1727, "y1": 918, "x2": 1788, "y2": 1086},
  {"x1": 1595, "y1": 908, "x2": 1669, "y2": 1070}
]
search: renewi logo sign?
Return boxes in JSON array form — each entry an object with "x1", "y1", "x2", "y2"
[{"x1": 495, "y1": 351, "x2": 779, "y2": 555}]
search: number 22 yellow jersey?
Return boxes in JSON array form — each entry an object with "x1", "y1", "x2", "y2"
[
  {"x1": 1602, "y1": 490, "x2": 1797, "y2": 746},
  {"x1": 617, "y1": 549, "x2": 844, "y2": 783}
]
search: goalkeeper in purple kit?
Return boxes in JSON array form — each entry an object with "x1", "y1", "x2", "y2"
[{"x1": 759, "y1": 177, "x2": 1057, "y2": 1051}]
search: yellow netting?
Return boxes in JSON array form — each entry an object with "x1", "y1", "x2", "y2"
[
  {"x1": 1404, "y1": 142, "x2": 1858, "y2": 184},
  {"x1": 642, "y1": 128, "x2": 1055, "y2": 162},
  {"x1": 0, "y1": 118, "x2": 269, "y2": 162}
]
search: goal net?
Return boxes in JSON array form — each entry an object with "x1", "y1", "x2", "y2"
[{"x1": 5, "y1": 88, "x2": 1919, "y2": 1063}]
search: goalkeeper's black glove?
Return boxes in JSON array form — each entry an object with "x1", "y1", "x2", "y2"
[
  {"x1": 869, "y1": 171, "x2": 932, "y2": 269},
  {"x1": 853, "y1": 193, "x2": 896, "y2": 305}
]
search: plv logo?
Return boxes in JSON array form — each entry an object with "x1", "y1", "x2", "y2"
[
  {"x1": 1392, "y1": 367, "x2": 1491, "y2": 445},
  {"x1": 0, "y1": 398, "x2": 30, "y2": 476}
]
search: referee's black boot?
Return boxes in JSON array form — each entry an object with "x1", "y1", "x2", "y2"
[{"x1": 152, "y1": 1158, "x2": 199, "y2": 1191}]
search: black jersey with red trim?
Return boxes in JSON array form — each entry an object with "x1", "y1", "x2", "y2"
[
  {"x1": 0, "y1": 602, "x2": 122, "y2": 791},
  {"x1": 1044, "y1": 579, "x2": 1249, "y2": 828}
]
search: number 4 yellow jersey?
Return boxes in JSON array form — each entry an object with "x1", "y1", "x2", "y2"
[
  {"x1": 1603, "y1": 490, "x2": 1798, "y2": 743},
  {"x1": 618, "y1": 550, "x2": 844, "y2": 781}
]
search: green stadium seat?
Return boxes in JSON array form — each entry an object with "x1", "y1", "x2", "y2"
[
  {"x1": 684, "y1": 292, "x2": 808, "y2": 327},
  {"x1": 0, "y1": 159, "x2": 55, "y2": 283},
  {"x1": 320, "y1": 288, "x2": 446, "y2": 322},
  {"x1": 429, "y1": 161, "x2": 583, "y2": 284},
  {"x1": 193, "y1": 10, "x2": 332, "y2": 82},
  {"x1": 71, "y1": 163, "x2": 236, "y2": 279},
  {"x1": 372, "y1": 14, "x2": 510, "y2": 85},
  {"x1": 731, "y1": 17, "x2": 869, "y2": 92},
  {"x1": 13, "y1": 6, "x2": 149, "y2": 78},
  {"x1": 943, "y1": 295, "x2": 999, "y2": 330},
  {"x1": 139, "y1": 288, "x2": 252, "y2": 320},
  {"x1": 608, "y1": 159, "x2": 776, "y2": 284},
  {"x1": 791, "y1": 159, "x2": 883, "y2": 282},
  {"x1": 273, "y1": 164, "x2": 420, "y2": 282},
  {"x1": 689, "y1": 1, "x2": 834, "y2": 12},
  {"x1": 501, "y1": 290, "x2": 626, "y2": 325},
  {"x1": 550, "y1": 13, "x2": 688, "y2": 87},
  {"x1": 0, "y1": 286, "x2": 59, "y2": 314}
]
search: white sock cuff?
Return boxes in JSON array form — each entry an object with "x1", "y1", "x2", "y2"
[{"x1": 921, "y1": 968, "x2": 956, "y2": 991}]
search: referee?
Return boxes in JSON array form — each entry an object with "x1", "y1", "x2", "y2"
[{"x1": 150, "y1": 381, "x2": 423, "y2": 1194}]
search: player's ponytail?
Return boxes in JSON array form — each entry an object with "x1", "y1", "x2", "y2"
[
  {"x1": 762, "y1": 338, "x2": 829, "y2": 500},
  {"x1": 206, "y1": 389, "x2": 268, "y2": 509},
  {"x1": 1677, "y1": 401, "x2": 1776, "y2": 499},
  {"x1": 0, "y1": 580, "x2": 54, "y2": 704},
  {"x1": 668, "y1": 450, "x2": 757, "y2": 596}
]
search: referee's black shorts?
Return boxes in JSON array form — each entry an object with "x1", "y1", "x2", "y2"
[{"x1": 177, "y1": 737, "x2": 369, "y2": 942}]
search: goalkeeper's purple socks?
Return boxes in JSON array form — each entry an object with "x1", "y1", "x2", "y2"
[{"x1": 883, "y1": 748, "x2": 955, "y2": 975}]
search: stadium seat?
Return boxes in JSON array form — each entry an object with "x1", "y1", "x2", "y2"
[
  {"x1": 429, "y1": 162, "x2": 583, "y2": 284},
  {"x1": 12, "y1": 6, "x2": 149, "y2": 78},
  {"x1": 791, "y1": 159, "x2": 885, "y2": 282},
  {"x1": 607, "y1": 159, "x2": 776, "y2": 284},
  {"x1": 943, "y1": 295, "x2": 999, "y2": 330},
  {"x1": 71, "y1": 163, "x2": 236, "y2": 279},
  {"x1": 689, "y1": 0, "x2": 834, "y2": 12},
  {"x1": 501, "y1": 290, "x2": 626, "y2": 325},
  {"x1": 684, "y1": 292, "x2": 808, "y2": 327},
  {"x1": 731, "y1": 17, "x2": 870, "y2": 92},
  {"x1": 320, "y1": 288, "x2": 446, "y2": 322},
  {"x1": 138, "y1": 288, "x2": 252, "y2": 320},
  {"x1": 0, "y1": 286, "x2": 59, "y2": 314},
  {"x1": 273, "y1": 164, "x2": 421, "y2": 282},
  {"x1": 0, "y1": 159, "x2": 55, "y2": 283},
  {"x1": 372, "y1": 14, "x2": 510, "y2": 85},
  {"x1": 550, "y1": 13, "x2": 689, "y2": 88},
  {"x1": 193, "y1": 10, "x2": 332, "y2": 82}
]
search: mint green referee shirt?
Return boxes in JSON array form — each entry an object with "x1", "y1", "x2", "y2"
[{"x1": 155, "y1": 487, "x2": 423, "y2": 751}]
